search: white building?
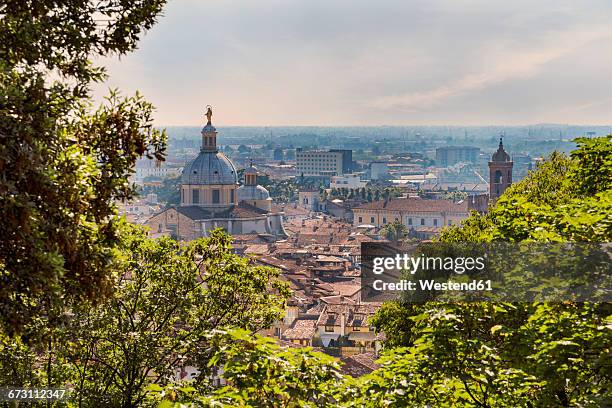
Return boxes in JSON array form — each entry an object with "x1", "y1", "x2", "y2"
[
  {"x1": 133, "y1": 158, "x2": 182, "y2": 183},
  {"x1": 296, "y1": 149, "x2": 347, "y2": 177},
  {"x1": 330, "y1": 174, "x2": 367, "y2": 189}
]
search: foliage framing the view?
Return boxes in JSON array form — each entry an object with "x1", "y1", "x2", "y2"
[
  {"x1": 0, "y1": 227, "x2": 290, "y2": 406},
  {"x1": 0, "y1": 0, "x2": 168, "y2": 333}
]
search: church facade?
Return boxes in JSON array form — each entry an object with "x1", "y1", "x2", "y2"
[{"x1": 146, "y1": 108, "x2": 286, "y2": 241}]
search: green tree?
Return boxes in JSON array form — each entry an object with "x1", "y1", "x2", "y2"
[
  {"x1": 140, "y1": 175, "x2": 182, "y2": 207},
  {"x1": 321, "y1": 189, "x2": 329, "y2": 201},
  {"x1": 0, "y1": 226, "x2": 290, "y2": 407},
  {"x1": 369, "y1": 137, "x2": 612, "y2": 407},
  {"x1": 150, "y1": 329, "x2": 346, "y2": 408},
  {"x1": 570, "y1": 136, "x2": 612, "y2": 196},
  {"x1": 0, "y1": 0, "x2": 168, "y2": 334},
  {"x1": 363, "y1": 302, "x2": 610, "y2": 407},
  {"x1": 380, "y1": 220, "x2": 408, "y2": 241},
  {"x1": 360, "y1": 187, "x2": 367, "y2": 200},
  {"x1": 264, "y1": 178, "x2": 299, "y2": 203}
]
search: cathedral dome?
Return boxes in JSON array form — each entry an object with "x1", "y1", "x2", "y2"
[
  {"x1": 181, "y1": 151, "x2": 238, "y2": 185},
  {"x1": 237, "y1": 184, "x2": 271, "y2": 201}
]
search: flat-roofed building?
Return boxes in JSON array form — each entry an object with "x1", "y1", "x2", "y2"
[
  {"x1": 296, "y1": 149, "x2": 352, "y2": 176},
  {"x1": 330, "y1": 173, "x2": 367, "y2": 189},
  {"x1": 436, "y1": 146, "x2": 480, "y2": 166}
]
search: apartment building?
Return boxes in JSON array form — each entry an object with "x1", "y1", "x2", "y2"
[
  {"x1": 435, "y1": 146, "x2": 480, "y2": 166},
  {"x1": 296, "y1": 149, "x2": 352, "y2": 176}
]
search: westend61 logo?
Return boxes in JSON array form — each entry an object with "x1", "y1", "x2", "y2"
[
  {"x1": 371, "y1": 253, "x2": 491, "y2": 293},
  {"x1": 360, "y1": 242, "x2": 611, "y2": 303}
]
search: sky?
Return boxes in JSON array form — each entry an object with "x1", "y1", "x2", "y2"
[{"x1": 93, "y1": 0, "x2": 612, "y2": 126}]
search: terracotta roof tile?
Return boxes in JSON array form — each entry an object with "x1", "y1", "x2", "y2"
[
  {"x1": 282, "y1": 319, "x2": 317, "y2": 340},
  {"x1": 355, "y1": 197, "x2": 468, "y2": 213},
  {"x1": 231, "y1": 202, "x2": 268, "y2": 218},
  {"x1": 340, "y1": 352, "x2": 380, "y2": 377}
]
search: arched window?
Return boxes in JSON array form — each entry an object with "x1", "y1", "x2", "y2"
[{"x1": 494, "y1": 170, "x2": 503, "y2": 183}]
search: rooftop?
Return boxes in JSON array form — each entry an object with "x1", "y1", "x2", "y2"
[{"x1": 354, "y1": 197, "x2": 468, "y2": 213}]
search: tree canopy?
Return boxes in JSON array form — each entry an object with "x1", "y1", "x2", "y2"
[
  {"x1": 1, "y1": 0, "x2": 168, "y2": 333},
  {"x1": 0, "y1": 226, "x2": 291, "y2": 406},
  {"x1": 367, "y1": 136, "x2": 612, "y2": 406}
]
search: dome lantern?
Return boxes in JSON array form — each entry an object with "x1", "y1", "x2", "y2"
[
  {"x1": 201, "y1": 105, "x2": 218, "y2": 152},
  {"x1": 244, "y1": 160, "x2": 258, "y2": 186}
]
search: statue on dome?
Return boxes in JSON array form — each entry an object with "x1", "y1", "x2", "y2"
[{"x1": 205, "y1": 105, "x2": 213, "y2": 125}]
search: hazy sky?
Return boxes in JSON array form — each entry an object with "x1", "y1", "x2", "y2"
[{"x1": 93, "y1": 0, "x2": 612, "y2": 126}]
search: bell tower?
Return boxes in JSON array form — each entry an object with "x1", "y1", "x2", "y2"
[{"x1": 489, "y1": 137, "x2": 513, "y2": 200}]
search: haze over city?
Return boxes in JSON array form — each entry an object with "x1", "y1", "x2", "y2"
[{"x1": 94, "y1": 0, "x2": 612, "y2": 126}]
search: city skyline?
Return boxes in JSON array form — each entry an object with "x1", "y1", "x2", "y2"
[{"x1": 94, "y1": 0, "x2": 612, "y2": 126}]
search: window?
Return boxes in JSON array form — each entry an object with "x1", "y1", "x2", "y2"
[
  {"x1": 192, "y1": 189, "x2": 199, "y2": 204},
  {"x1": 494, "y1": 170, "x2": 503, "y2": 183},
  {"x1": 408, "y1": 218, "x2": 412, "y2": 225},
  {"x1": 420, "y1": 218, "x2": 425, "y2": 226},
  {"x1": 448, "y1": 220, "x2": 452, "y2": 226},
  {"x1": 433, "y1": 219, "x2": 438, "y2": 226},
  {"x1": 230, "y1": 189, "x2": 235, "y2": 203},
  {"x1": 382, "y1": 217, "x2": 387, "y2": 224},
  {"x1": 212, "y1": 189, "x2": 220, "y2": 204},
  {"x1": 358, "y1": 217, "x2": 363, "y2": 223},
  {"x1": 370, "y1": 217, "x2": 375, "y2": 223}
]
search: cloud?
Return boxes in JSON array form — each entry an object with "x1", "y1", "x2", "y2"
[
  {"x1": 370, "y1": 25, "x2": 612, "y2": 111},
  {"x1": 92, "y1": 0, "x2": 612, "y2": 125}
]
